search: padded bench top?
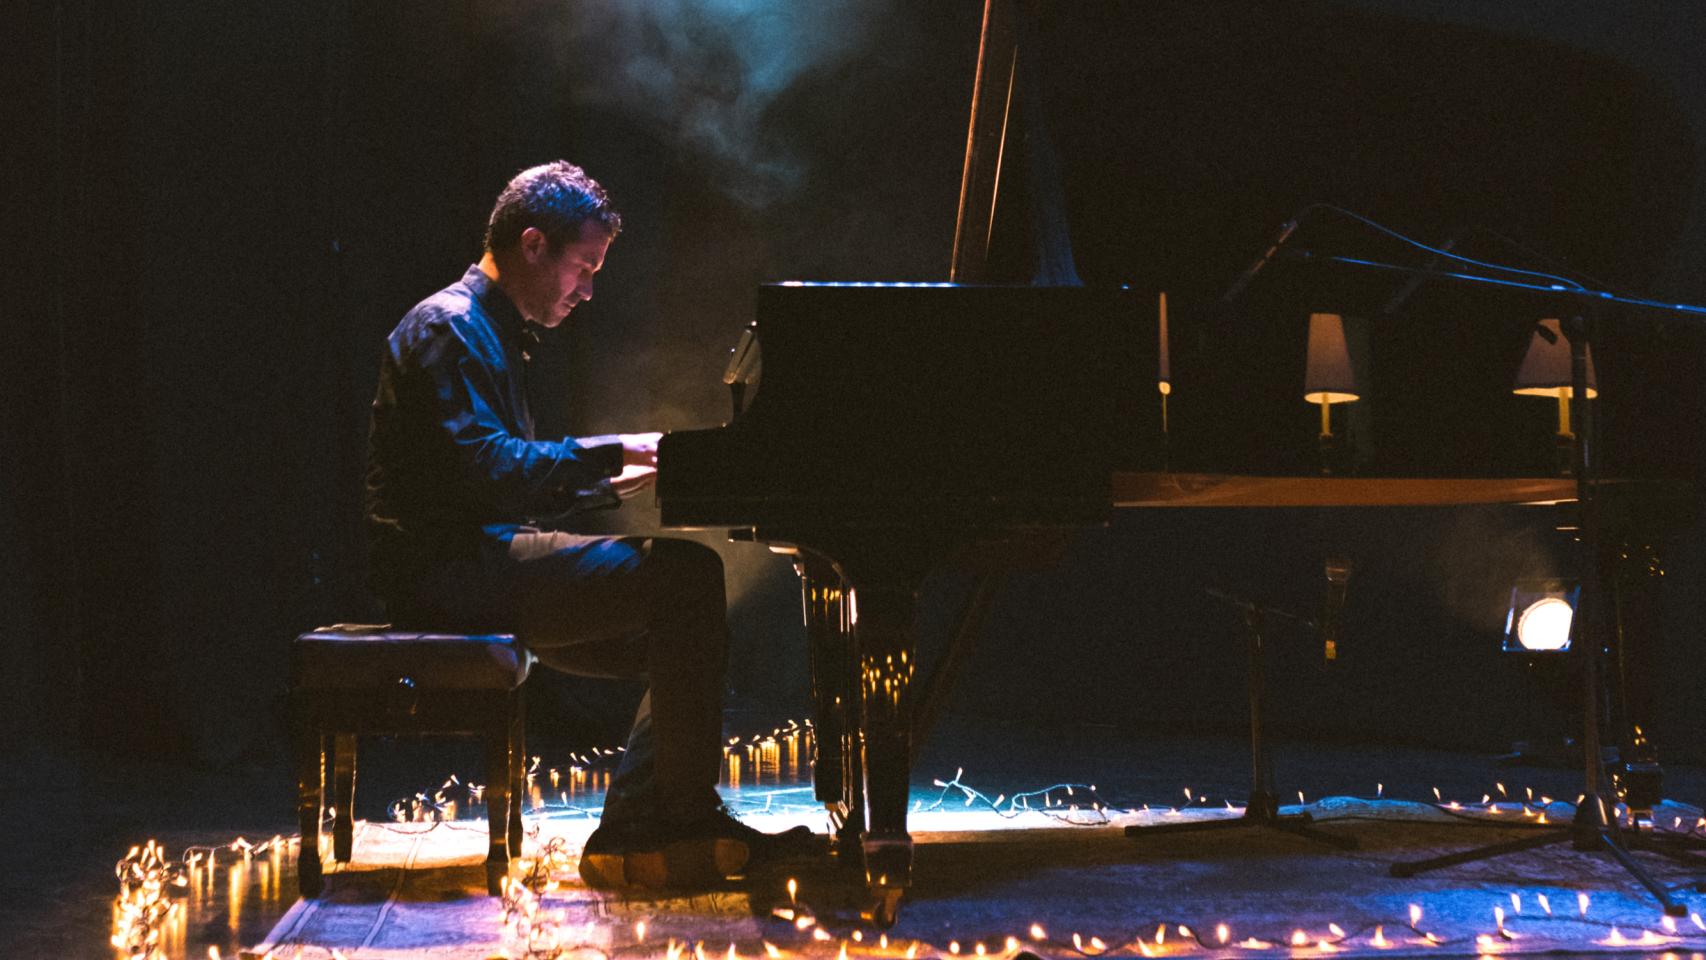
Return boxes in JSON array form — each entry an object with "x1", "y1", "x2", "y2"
[{"x1": 292, "y1": 624, "x2": 533, "y2": 691}]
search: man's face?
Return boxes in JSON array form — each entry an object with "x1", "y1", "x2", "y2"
[{"x1": 517, "y1": 226, "x2": 612, "y2": 328}]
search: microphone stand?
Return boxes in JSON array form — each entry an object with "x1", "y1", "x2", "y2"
[
  {"x1": 1289, "y1": 252, "x2": 1706, "y2": 915},
  {"x1": 1126, "y1": 588, "x2": 1356, "y2": 850}
]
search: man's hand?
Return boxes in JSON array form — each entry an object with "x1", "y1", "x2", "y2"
[
  {"x1": 611, "y1": 464, "x2": 657, "y2": 501},
  {"x1": 618, "y1": 432, "x2": 662, "y2": 469}
]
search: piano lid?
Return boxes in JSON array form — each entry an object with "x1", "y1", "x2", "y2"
[{"x1": 656, "y1": 282, "x2": 1155, "y2": 530}]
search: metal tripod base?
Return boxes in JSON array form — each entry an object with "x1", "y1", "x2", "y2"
[
  {"x1": 1624, "y1": 830, "x2": 1706, "y2": 875},
  {"x1": 1389, "y1": 801, "x2": 1688, "y2": 916},
  {"x1": 1126, "y1": 791, "x2": 1357, "y2": 850},
  {"x1": 1133, "y1": 596, "x2": 1356, "y2": 853}
]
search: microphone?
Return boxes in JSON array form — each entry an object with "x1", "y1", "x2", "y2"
[
  {"x1": 1377, "y1": 236, "x2": 1459, "y2": 317},
  {"x1": 1322, "y1": 557, "x2": 1352, "y2": 661},
  {"x1": 1220, "y1": 215, "x2": 1304, "y2": 304}
]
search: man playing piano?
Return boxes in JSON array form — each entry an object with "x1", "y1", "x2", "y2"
[{"x1": 365, "y1": 160, "x2": 810, "y2": 890}]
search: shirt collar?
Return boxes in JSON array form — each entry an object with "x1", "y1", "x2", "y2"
[{"x1": 461, "y1": 263, "x2": 539, "y2": 348}]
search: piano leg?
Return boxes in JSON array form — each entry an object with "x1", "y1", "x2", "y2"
[
  {"x1": 851, "y1": 580, "x2": 918, "y2": 927},
  {"x1": 796, "y1": 555, "x2": 865, "y2": 861}
]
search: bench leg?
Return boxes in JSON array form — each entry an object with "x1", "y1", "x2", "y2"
[
  {"x1": 485, "y1": 722, "x2": 511, "y2": 895},
  {"x1": 509, "y1": 688, "x2": 526, "y2": 858},
  {"x1": 331, "y1": 733, "x2": 357, "y2": 862},
  {"x1": 294, "y1": 715, "x2": 325, "y2": 897}
]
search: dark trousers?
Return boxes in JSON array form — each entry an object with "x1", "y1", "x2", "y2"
[{"x1": 393, "y1": 531, "x2": 730, "y2": 825}]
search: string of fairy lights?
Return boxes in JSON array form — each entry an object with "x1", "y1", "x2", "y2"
[
  {"x1": 113, "y1": 718, "x2": 1706, "y2": 960},
  {"x1": 483, "y1": 900, "x2": 1706, "y2": 960},
  {"x1": 922, "y1": 770, "x2": 1114, "y2": 825},
  {"x1": 112, "y1": 835, "x2": 295, "y2": 958}
]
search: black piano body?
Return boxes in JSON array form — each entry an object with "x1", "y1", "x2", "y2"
[{"x1": 658, "y1": 282, "x2": 1149, "y2": 919}]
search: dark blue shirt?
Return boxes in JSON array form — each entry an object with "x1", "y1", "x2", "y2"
[{"x1": 366, "y1": 264, "x2": 623, "y2": 594}]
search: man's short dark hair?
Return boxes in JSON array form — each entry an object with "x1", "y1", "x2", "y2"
[{"x1": 484, "y1": 161, "x2": 623, "y2": 252}]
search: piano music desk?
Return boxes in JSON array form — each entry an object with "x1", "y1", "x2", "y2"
[{"x1": 1113, "y1": 473, "x2": 1581, "y2": 508}]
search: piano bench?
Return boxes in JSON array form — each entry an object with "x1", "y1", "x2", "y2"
[{"x1": 289, "y1": 625, "x2": 534, "y2": 897}]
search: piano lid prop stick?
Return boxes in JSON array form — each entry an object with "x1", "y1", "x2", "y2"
[{"x1": 1158, "y1": 292, "x2": 1171, "y2": 434}]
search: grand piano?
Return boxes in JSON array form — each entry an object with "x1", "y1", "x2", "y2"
[{"x1": 655, "y1": 0, "x2": 1698, "y2": 924}]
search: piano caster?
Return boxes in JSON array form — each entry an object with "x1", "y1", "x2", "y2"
[
  {"x1": 860, "y1": 838, "x2": 912, "y2": 928},
  {"x1": 863, "y1": 885, "x2": 905, "y2": 929}
]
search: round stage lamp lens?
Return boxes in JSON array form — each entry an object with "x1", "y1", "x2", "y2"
[{"x1": 1516, "y1": 597, "x2": 1573, "y2": 651}]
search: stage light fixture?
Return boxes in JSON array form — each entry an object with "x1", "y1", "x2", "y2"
[{"x1": 1502, "y1": 580, "x2": 1579, "y2": 653}]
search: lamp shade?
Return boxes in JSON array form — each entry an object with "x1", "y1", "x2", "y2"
[
  {"x1": 1303, "y1": 312, "x2": 1358, "y2": 404},
  {"x1": 1513, "y1": 318, "x2": 1598, "y2": 398}
]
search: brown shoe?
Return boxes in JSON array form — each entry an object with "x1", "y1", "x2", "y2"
[
  {"x1": 695, "y1": 807, "x2": 827, "y2": 865},
  {"x1": 578, "y1": 818, "x2": 750, "y2": 891}
]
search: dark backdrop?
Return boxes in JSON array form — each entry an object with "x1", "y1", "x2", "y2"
[{"x1": 11, "y1": 1, "x2": 1706, "y2": 766}]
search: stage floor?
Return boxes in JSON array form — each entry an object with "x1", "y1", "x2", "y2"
[{"x1": 5, "y1": 717, "x2": 1705, "y2": 959}]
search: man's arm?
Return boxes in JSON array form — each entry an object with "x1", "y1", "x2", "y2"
[{"x1": 412, "y1": 329, "x2": 624, "y2": 518}]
